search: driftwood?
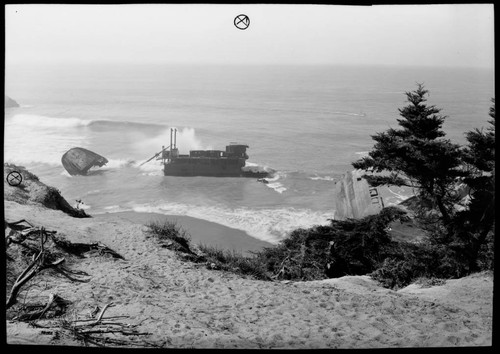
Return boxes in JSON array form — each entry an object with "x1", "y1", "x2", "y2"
[
  {"x1": 6, "y1": 220, "x2": 121, "y2": 305},
  {"x1": 5, "y1": 227, "x2": 65, "y2": 309},
  {"x1": 5, "y1": 219, "x2": 34, "y2": 230},
  {"x1": 6, "y1": 218, "x2": 124, "y2": 260},
  {"x1": 5, "y1": 225, "x2": 91, "y2": 309},
  {"x1": 25, "y1": 301, "x2": 155, "y2": 347},
  {"x1": 5, "y1": 219, "x2": 55, "y2": 248},
  {"x1": 90, "y1": 303, "x2": 114, "y2": 326},
  {"x1": 50, "y1": 234, "x2": 125, "y2": 260},
  {"x1": 14, "y1": 293, "x2": 71, "y2": 321},
  {"x1": 60, "y1": 303, "x2": 155, "y2": 347},
  {"x1": 51, "y1": 265, "x2": 91, "y2": 282}
]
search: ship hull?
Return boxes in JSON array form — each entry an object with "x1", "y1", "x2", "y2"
[
  {"x1": 163, "y1": 157, "x2": 268, "y2": 178},
  {"x1": 61, "y1": 147, "x2": 108, "y2": 176}
]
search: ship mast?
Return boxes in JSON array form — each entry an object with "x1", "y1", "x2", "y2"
[
  {"x1": 167, "y1": 128, "x2": 178, "y2": 163},
  {"x1": 169, "y1": 128, "x2": 173, "y2": 162}
]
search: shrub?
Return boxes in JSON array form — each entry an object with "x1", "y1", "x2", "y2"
[
  {"x1": 476, "y1": 231, "x2": 494, "y2": 271},
  {"x1": 197, "y1": 244, "x2": 269, "y2": 279},
  {"x1": 145, "y1": 220, "x2": 193, "y2": 252},
  {"x1": 370, "y1": 240, "x2": 470, "y2": 289},
  {"x1": 249, "y1": 206, "x2": 407, "y2": 281},
  {"x1": 414, "y1": 277, "x2": 446, "y2": 288}
]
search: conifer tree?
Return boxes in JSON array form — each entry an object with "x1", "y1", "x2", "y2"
[
  {"x1": 352, "y1": 83, "x2": 465, "y2": 224},
  {"x1": 451, "y1": 99, "x2": 495, "y2": 271},
  {"x1": 354, "y1": 87, "x2": 495, "y2": 273}
]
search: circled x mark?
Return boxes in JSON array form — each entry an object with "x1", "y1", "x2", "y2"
[
  {"x1": 7, "y1": 171, "x2": 23, "y2": 186},
  {"x1": 234, "y1": 14, "x2": 250, "y2": 30}
]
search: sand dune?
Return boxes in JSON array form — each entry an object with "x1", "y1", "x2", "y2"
[{"x1": 4, "y1": 200, "x2": 493, "y2": 348}]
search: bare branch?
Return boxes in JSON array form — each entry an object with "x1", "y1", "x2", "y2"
[
  {"x1": 92, "y1": 303, "x2": 114, "y2": 325},
  {"x1": 6, "y1": 248, "x2": 46, "y2": 308}
]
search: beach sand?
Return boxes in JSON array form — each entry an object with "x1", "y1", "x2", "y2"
[
  {"x1": 4, "y1": 200, "x2": 493, "y2": 349},
  {"x1": 95, "y1": 211, "x2": 273, "y2": 256}
]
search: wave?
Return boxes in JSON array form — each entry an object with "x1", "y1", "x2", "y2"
[
  {"x1": 6, "y1": 113, "x2": 168, "y2": 131},
  {"x1": 105, "y1": 158, "x2": 136, "y2": 169},
  {"x1": 122, "y1": 202, "x2": 334, "y2": 244},
  {"x1": 103, "y1": 205, "x2": 123, "y2": 211},
  {"x1": 4, "y1": 113, "x2": 201, "y2": 169},
  {"x1": 330, "y1": 111, "x2": 366, "y2": 117},
  {"x1": 257, "y1": 106, "x2": 367, "y2": 118},
  {"x1": 242, "y1": 162, "x2": 275, "y2": 174},
  {"x1": 309, "y1": 175, "x2": 336, "y2": 181},
  {"x1": 137, "y1": 161, "x2": 164, "y2": 175},
  {"x1": 243, "y1": 163, "x2": 284, "y2": 193},
  {"x1": 262, "y1": 172, "x2": 287, "y2": 194},
  {"x1": 7, "y1": 114, "x2": 93, "y2": 128},
  {"x1": 267, "y1": 182, "x2": 286, "y2": 194},
  {"x1": 131, "y1": 126, "x2": 204, "y2": 158}
]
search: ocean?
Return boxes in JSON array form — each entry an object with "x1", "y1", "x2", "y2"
[{"x1": 4, "y1": 64, "x2": 494, "y2": 244}]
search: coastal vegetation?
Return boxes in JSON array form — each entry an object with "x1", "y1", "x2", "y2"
[
  {"x1": 352, "y1": 84, "x2": 495, "y2": 277},
  {"x1": 146, "y1": 85, "x2": 495, "y2": 289}
]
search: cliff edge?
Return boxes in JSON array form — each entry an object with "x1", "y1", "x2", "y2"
[{"x1": 4, "y1": 163, "x2": 89, "y2": 218}]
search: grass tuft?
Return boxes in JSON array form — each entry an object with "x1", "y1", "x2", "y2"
[{"x1": 145, "y1": 220, "x2": 195, "y2": 255}]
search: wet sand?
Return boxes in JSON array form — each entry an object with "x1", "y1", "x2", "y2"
[{"x1": 93, "y1": 211, "x2": 273, "y2": 255}]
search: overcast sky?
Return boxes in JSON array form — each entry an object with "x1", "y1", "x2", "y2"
[{"x1": 4, "y1": 4, "x2": 495, "y2": 68}]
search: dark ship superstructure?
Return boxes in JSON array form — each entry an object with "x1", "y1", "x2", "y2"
[{"x1": 158, "y1": 129, "x2": 269, "y2": 178}]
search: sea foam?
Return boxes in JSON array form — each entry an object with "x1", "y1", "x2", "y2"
[
  {"x1": 263, "y1": 172, "x2": 287, "y2": 194},
  {"x1": 129, "y1": 201, "x2": 333, "y2": 244}
]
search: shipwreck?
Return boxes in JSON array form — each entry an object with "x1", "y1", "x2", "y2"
[
  {"x1": 143, "y1": 129, "x2": 270, "y2": 178},
  {"x1": 61, "y1": 147, "x2": 108, "y2": 176}
]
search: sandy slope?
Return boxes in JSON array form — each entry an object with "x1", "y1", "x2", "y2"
[{"x1": 4, "y1": 201, "x2": 493, "y2": 349}]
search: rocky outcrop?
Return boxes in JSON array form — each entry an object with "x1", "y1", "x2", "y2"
[
  {"x1": 4, "y1": 163, "x2": 89, "y2": 218},
  {"x1": 5, "y1": 96, "x2": 20, "y2": 108}
]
